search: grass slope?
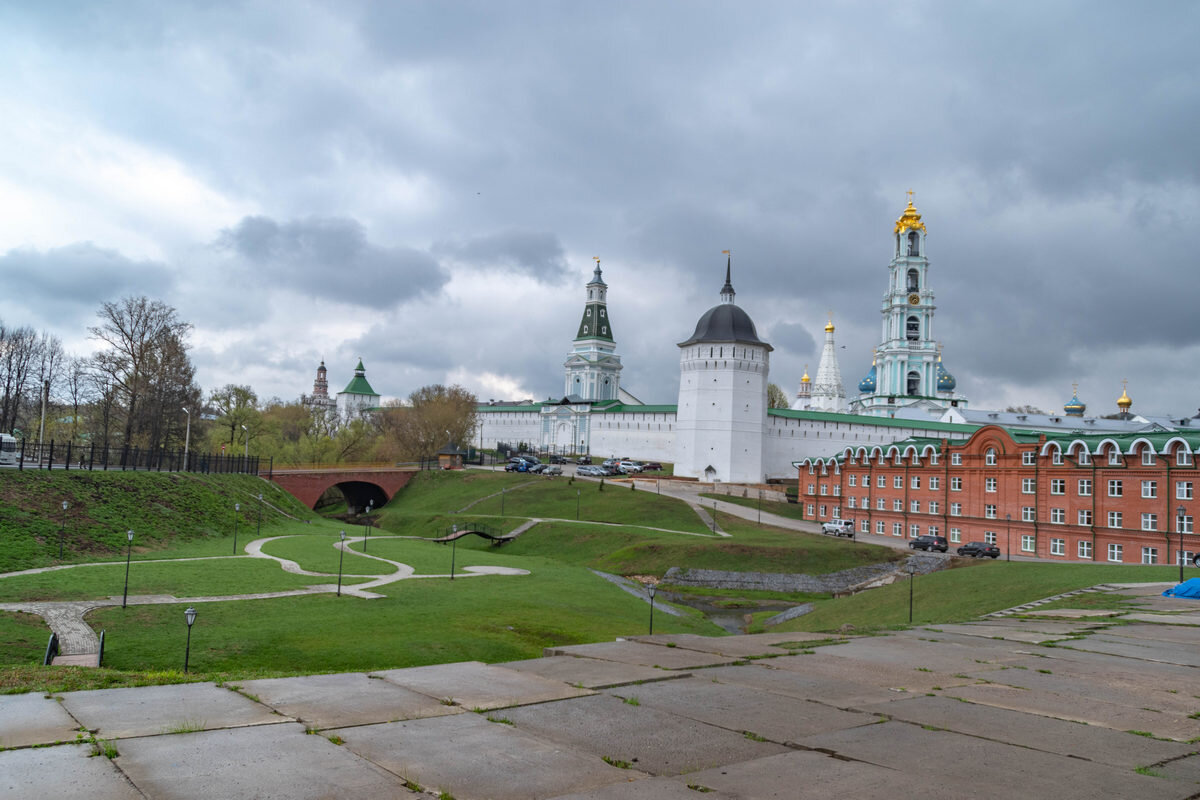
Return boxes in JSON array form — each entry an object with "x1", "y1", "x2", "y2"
[
  {"x1": 772, "y1": 562, "x2": 1185, "y2": 633},
  {"x1": 0, "y1": 471, "x2": 312, "y2": 573},
  {"x1": 700, "y1": 493, "x2": 808, "y2": 522}
]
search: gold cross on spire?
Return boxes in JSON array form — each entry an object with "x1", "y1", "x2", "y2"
[
  {"x1": 1072, "y1": 382, "x2": 1079, "y2": 394},
  {"x1": 593, "y1": 256, "x2": 600, "y2": 265},
  {"x1": 906, "y1": 189, "x2": 914, "y2": 205},
  {"x1": 721, "y1": 249, "x2": 731, "y2": 255}
]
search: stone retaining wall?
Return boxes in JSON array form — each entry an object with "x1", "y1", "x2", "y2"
[{"x1": 663, "y1": 553, "x2": 947, "y2": 595}]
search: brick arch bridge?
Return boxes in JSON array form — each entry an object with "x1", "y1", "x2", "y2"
[{"x1": 267, "y1": 467, "x2": 419, "y2": 511}]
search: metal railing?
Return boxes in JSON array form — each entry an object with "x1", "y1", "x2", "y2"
[{"x1": 14, "y1": 440, "x2": 261, "y2": 475}]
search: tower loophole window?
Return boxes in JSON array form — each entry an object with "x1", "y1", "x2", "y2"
[
  {"x1": 908, "y1": 230, "x2": 919, "y2": 256},
  {"x1": 907, "y1": 371, "x2": 920, "y2": 395},
  {"x1": 906, "y1": 316, "x2": 920, "y2": 341},
  {"x1": 907, "y1": 268, "x2": 919, "y2": 292}
]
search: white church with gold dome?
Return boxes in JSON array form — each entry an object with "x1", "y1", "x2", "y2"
[{"x1": 474, "y1": 198, "x2": 1178, "y2": 484}]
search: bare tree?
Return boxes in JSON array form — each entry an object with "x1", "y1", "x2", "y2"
[
  {"x1": 380, "y1": 384, "x2": 478, "y2": 461},
  {"x1": 89, "y1": 296, "x2": 193, "y2": 447},
  {"x1": 767, "y1": 382, "x2": 790, "y2": 409}
]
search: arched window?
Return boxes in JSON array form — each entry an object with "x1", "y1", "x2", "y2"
[
  {"x1": 907, "y1": 371, "x2": 920, "y2": 395},
  {"x1": 906, "y1": 316, "x2": 920, "y2": 341},
  {"x1": 908, "y1": 230, "x2": 919, "y2": 256},
  {"x1": 907, "y1": 268, "x2": 919, "y2": 292},
  {"x1": 985, "y1": 448, "x2": 997, "y2": 466}
]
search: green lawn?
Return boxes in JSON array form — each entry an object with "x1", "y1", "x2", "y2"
[
  {"x1": 0, "y1": 612, "x2": 49, "y2": 666},
  {"x1": 456, "y1": 512, "x2": 899, "y2": 577},
  {"x1": 0, "y1": 557, "x2": 340, "y2": 603},
  {"x1": 700, "y1": 493, "x2": 808, "y2": 522},
  {"x1": 388, "y1": 470, "x2": 710, "y2": 534},
  {"x1": 771, "y1": 562, "x2": 1185, "y2": 634},
  {"x1": 259, "y1": 535, "x2": 399, "y2": 576},
  {"x1": 86, "y1": 558, "x2": 716, "y2": 675},
  {"x1": 347, "y1": 536, "x2": 527, "y2": 575}
]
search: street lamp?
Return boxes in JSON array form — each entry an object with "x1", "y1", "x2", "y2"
[
  {"x1": 182, "y1": 408, "x2": 191, "y2": 470},
  {"x1": 256, "y1": 493, "x2": 263, "y2": 537},
  {"x1": 450, "y1": 523, "x2": 457, "y2": 580},
  {"x1": 907, "y1": 561, "x2": 917, "y2": 624},
  {"x1": 364, "y1": 499, "x2": 373, "y2": 553},
  {"x1": 183, "y1": 606, "x2": 197, "y2": 673},
  {"x1": 233, "y1": 503, "x2": 241, "y2": 555},
  {"x1": 337, "y1": 530, "x2": 346, "y2": 596},
  {"x1": 711, "y1": 500, "x2": 717, "y2": 533},
  {"x1": 59, "y1": 501, "x2": 69, "y2": 559},
  {"x1": 1178, "y1": 505, "x2": 1187, "y2": 584},
  {"x1": 648, "y1": 584, "x2": 657, "y2": 635},
  {"x1": 241, "y1": 424, "x2": 248, "y2": 460},
  {"x1": 1005, "y1": 514, "x2": 1012, "y2": 562},
  {"x1": 122, "y1": 530, "x2": 134, "y2": 608}
]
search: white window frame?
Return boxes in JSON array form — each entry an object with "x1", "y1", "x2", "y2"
[
  {"x1": 1050, "y1": 508, "x2": 1065, "y2": 524},
  {"x1": 892, "y1": 522, "x2": 903, "y2": 537},
  {"x1": 1022, "y1": 506, "x2": 1036, "y2": 522},
  {"x1": 1177, "y1": 481, "x2": 1193, "y2": 501},
  {"x1": 911, "y1": 476, "x2": 920, "y2": 489},
  {"x1": 951, "y1": 453, "x2": 962, "y2": 466},
  {"x1": 1022, "y1": 451, "x2": 1036, "y2": 466},
  {"x1": 893, "y1": 499, "x2": 903, "y2": 512},
  {"x1": 985, "y1": 477, "x2": 997, "y2": 493},
  {"x1": 1142, "y1": 547, "x2": 1158, "y2": 565},
  {"x1": 984, "y1": 531, "x2": 997, "y2": 545},
  {"x1": 1141, "y1": 513, "x2": 1158, "y2": 531},
  {"x1": 1142, "y1": 480, "x2": 1157, "y2": 499},
  {"x1": 985, "y1": 504, "x2": 997, "y2": 519},
  {"x1": 985, "y1": 448, "x2": 997, "y2": 466},
  {"x1": 1050, "y1": 538, "x2": 1065, "y2": 556},
  {"x1": 1108, "y1": 511, "x2": 1122, "y2": 529},
  {"x1": 928, "y1": 501, "x2": 939, "y2": 514},
  {"x1": 1078, "y1": 479, "x2": 1092, "y2": 497},
  {"x1": 1142, "y1": 449, "x2": 1156, "y2": 466},
  {"x1": 848, "y1": 474, "x2": 857, "y2": 487},
  {"x1": 1078, "y1": 509, "x2": 1092, "y2": 526},
  {"x1": 1050, "y1": 478, "x2": 1065, "y2": 495},
  {"x1": 893, "y1": 475, "x2": 903, "y2": 489},
  {"x1": 910, "y1": 500, "x2": 920, "y2": 513},
  {"x1": 1108, "y1": 543, "x2": 1124, "y2": 563},
  {"x1": 909, "y1": 524, "x2": 920, "y2": 538},
  {"x1": 950, "y1": 502, "x2": 962, "y2": 517},
  {"x1": 1108, "y1": 480, "x2": 1123, "y2": 497},
  {"x1": 876, "y1": 520, "x2": 886, "y2": 534},
  {"x1": 876, "y1": 475, "x2": 886, "y2": 488},
  {"x1": 1021, "y1": 478, "x2": 1036, "y2": 494},
  {"x1": 1078, "y1": 540, "x2": 1093, "y2": 560},
  {"x1": 950, "y1": 477, "x2": 962, "y2": 491},
  {"x1": 949, "y1": 528, "x2": 961, "y2": 543},
  {"x1": 929, "y1": 476, "x2": 940, "y2": 490}
]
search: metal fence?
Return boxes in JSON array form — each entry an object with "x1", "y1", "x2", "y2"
[{"x1": 11, "y1": 439, "x2": 262, "y2": 475}]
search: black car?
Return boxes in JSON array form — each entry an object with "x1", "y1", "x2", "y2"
[
  {"x1": 577, "y1": 456, "x2": 592, "y2": 465},
  {"x1": 957, "y1": 541, "x2": 1001, "y2": 558},
  {"x1": 909, "y1": 535, "x2": 949, "y2": 553}
]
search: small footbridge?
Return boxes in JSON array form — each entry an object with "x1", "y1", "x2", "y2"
[{"x1": 426, "y1": 519, "x2": 539, "y2": 547}]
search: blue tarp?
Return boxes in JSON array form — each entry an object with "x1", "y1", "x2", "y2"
[{"x1": 1161, "y1": 578, "x2": 1200, "y2": 598}]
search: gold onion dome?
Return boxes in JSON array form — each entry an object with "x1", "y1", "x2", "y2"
[
  {"x1": 824, "y1": 319, "x2": 835, "y2": 333},
  {"x1": 801, "y1": 367, "x2": 810, "y2": 383},
  {"x1": 894, "y1": 197, "x2": 927, "y2": 234},
  {"x1": 1117, "y1": 385, "x2": 1132, "y2": 411}
]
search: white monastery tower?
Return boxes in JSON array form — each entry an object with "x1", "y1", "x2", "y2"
[
  {"x1": 810, "y1": 316, "x2": 846, "y2": 412},
  {"x1": 851, "y1": 194, "x2": 967, "y2": 416},
  {"x1": 563, "y1": 258, "x2": 623, "y2": 401},
  {"x1": 791, "y1": 365, "x2": 811, "y2": 409},
  {"x1": 673, "y1": 256, "x2": 772, "y2": 484}
]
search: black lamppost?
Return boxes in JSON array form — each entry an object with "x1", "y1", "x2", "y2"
[
  {"x1": 122, "y1": 530, "x2": 134, "y2": 608},
  {"x1": 183, "y1": 606, "x2": 197, "y2": 673},
  {"x1": 59, "y1": 500, "x2": 68, "y2": 559},
  {"x1": 576, "y1": 489, "x2": 580, "y2": 520},
  {"x1": 1178, "y1": 505, "x2": 1187, "y2": 584},
  {"x1": 711, "y1": 500, "x2": 717, "y2": 533},
  {"x1": 364, "y1": 499, "x2": 373, "y2": 553},
  {"x1": 233, "y1": 503, "x2": 241, "y2": 555},
  {"x1": 1005, "y1": 513, "x2": 1012, "y2": 562},
  {"x1": 337, "y1": 530, "x2": 346, "y2": 596},
  {"x1": 907, "y1": 561, "x2": 917, "y2": 624},
  {"x1": 648, "y1": 584, "x2": 657, "y2": 635},
  {"x1": 256, "y1": 493, "x2": 263, "y2": 537},
  {"x1": 450, "y1": 523, "x2": 457, "y2": 580}
]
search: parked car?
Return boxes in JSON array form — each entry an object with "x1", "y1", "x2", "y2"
[
  {"x1": 504, "y1": 461, "x2": 528, "y2": 473},
  {"x1": 576, "y1": 465, "x2": 604, "y2": 477},
  {"x1": 601, "y1": 458, "x2": 619, "y2": 470},
  {"x1": 542, "y1": 465, "x2": 563, "y2": 476},
  {"x1": 529, "y1": 463, "x2": 548, "y2": 473},
  {"x1": 909, "y1": 535, "x2": 949, "y2": 553},
  {"x1": 549, "y1": 455, "x2": 567, "y2": 464},
  {"x1": 577, "y1": 456, "x2": 592, "y2": 465},
  {"x1": 641, "y1": 462, "x2": 663, "y2": 472},
  {"x1": 821, "y1": 519, "x2": 855, "y2": 537},
  {"x1": 617, "y1": 460, "x2": 643, "y2": 474},
  {"x1": 957, "y1": 541, "x2": 1000, "y2": 558}
]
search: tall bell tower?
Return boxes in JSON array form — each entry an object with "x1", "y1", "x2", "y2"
[
  {"x1": 851, "y1": 194, "x2": 967, "y2": 415},
  {"x1": 563, "y1": 258, "x2": 623, "y2": 401}
]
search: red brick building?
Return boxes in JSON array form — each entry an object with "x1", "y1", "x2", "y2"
[{"x1": 801, "y1": 425, "x2": 1199, "y2": 565}]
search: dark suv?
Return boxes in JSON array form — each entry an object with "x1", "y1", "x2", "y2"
[
  {"x1": 957, "y1": 541, "x2": 1001, "y2": 558},
  {"x1": 909, "y1": 535, "x2": 949, "y2": 553}
]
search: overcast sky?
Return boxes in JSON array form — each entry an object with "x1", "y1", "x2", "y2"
[{"x1": 2, "y1": 1, "x2": 1198, "y2": 416}]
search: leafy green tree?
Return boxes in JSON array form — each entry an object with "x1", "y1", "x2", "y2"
[{"x1": 767, "y1": 382, "x2": 790, "y2": 409}]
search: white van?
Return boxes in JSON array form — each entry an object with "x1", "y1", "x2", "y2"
[
  {"x1": 0, "y1": 433, "x2": 17, "y2": 467},
  {"x1": 821, "y1": 518, "x2": 855, "y2": 537}
]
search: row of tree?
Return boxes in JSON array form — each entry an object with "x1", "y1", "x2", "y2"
[{"x1": 15, "y1": 294, "x2": 479, "y2": 466}]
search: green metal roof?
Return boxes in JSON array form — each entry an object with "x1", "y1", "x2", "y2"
[
  {"x1": 477, "y1": 403, "x2": 547, "y2": 413},
  {"x1": 767, "y1": 408, "x2": 979, "y2": 434},
  {"x1": 575, "y1": 302, "x2": 615, "y2": 342},
  {"x1": 340, "y1": 374, "x2": 378, "y2": 396},
  {"x1": 591, "y1": 404, "x2": 677, "y2": 414}
]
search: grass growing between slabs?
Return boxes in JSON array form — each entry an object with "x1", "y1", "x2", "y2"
[
  {"x1": 85, "y1": 557, "x2": 715, "y2": 676},
  {"x1": 767, "y1": 562, "x2": 1187, "y2": 634}
]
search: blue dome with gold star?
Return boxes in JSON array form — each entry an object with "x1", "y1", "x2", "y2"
[
  {"x1": 858, "y1": 360, "x2": 877, "y2": 394},
  {"x1": 936, "y1": 356, "x2": 956, "y2": 392}
]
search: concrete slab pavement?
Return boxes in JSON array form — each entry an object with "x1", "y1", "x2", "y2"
[
  {"x1": 699, "y1": 662, "x2": 903, "y2": 707},
  {"x1": 502, "y1": 693, "x2": 790, "y2": 777},
  {"x1": 859, "y1": 694, "x2": 1197, "y2": 768},
  {"x1": 548, "y1": 775, "x2": 738, "y2": 798},
  {"x1": 371, "y1": 660, "x2": 593, "y2": 710},
  {"x1": 544, "y1": 640, "x2": 740, "y2": 670},
  {"x1": 58, "y1": 682, "x2": 287, "y2": 739},
  {"x1": 624, "y1": 631, "x2": 836, "y2": 658},
  {"x1": 0, "y1": 692, "x2": 83, "y2": 748},
  {"x1": 0, "y1": 743, "x2": 143, "y2": 800},
  {"x1": 233, "y1": 671, "x2": 464, "y2": 730},
  {"x1": 114, "y1": 722, "x2": 411, "y2": 800},
  {"x1": 332, "y1": 712, "x2": 642, "y2": 800},
  {"x1": 798, "y1": 720, "x2": 1190, "y2": 800},
  {"x1": 500, "y1": 654, "x2": 683, "y2": 689}
]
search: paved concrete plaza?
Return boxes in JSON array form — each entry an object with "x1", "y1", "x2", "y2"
[{"x1": 2, "y1": 593, "x2": 1198, "y2": 799}]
